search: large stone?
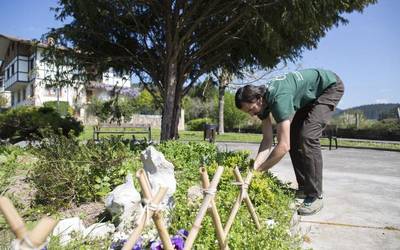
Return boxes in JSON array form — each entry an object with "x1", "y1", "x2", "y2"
[
  {"x1": 140, "y1": 146, "x2": 176, "y2": 207},
  {"x1": 83, "y1": 222, "x2": 115, "y2": 239},
  {"x1": 52, "y1": 217, "x2": 85, "y2": 245},
  {"x1": 105, "y1": 174, "x2": 143, "y2": 232},
  {"x1": 105, "y1": 174, "x2": 141, "y2": 216}
]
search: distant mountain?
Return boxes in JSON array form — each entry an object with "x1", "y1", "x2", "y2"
[{"x1": 335, "y1": 103, "x2": 400, "y2": 120}]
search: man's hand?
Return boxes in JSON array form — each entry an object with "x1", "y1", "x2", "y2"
[{"x1": 254, "y1": 119, "x2": 291, "y2": 172}]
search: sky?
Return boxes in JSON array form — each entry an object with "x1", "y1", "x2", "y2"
[{"x1": 0, "y1": 0, "x2": 399, "y2": 109}]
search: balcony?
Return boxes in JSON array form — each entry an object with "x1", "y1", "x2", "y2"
[{"x1": 3, "y1": 56, "x2": 30, "y2": 91}]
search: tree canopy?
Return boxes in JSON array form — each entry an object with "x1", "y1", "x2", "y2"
[{"x1": 45, "y1": 0, "x2": 376, "y2": 140}]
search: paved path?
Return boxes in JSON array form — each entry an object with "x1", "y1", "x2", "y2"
[{"x1": 217, "y1": 142, "x2": 400, "y2": 250}]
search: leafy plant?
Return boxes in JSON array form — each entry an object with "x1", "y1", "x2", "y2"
[
  {"x1": 29, "y1": 135, "x2": 138, "y2": 210},
  {"x1": 0, "y1": 106, "x2": 83, "y2": 143},
  {"x1": 186, "y1": 118, "x2": 213, "y2": 131}
]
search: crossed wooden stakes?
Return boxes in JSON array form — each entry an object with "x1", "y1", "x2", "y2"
[
  {"x1": 123, "y1": 169, "x2": 174, "y2": 250},
  {"x1": 124, "y1": 166, "x2": 260, "y2": 250},
  {"x1": 184, "y1": 166, "x2": 261, "y2": 250},
  {"x1": 0, "y1": 196, "x2": 58, "y2": 249}
]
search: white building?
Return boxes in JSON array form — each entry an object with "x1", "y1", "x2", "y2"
[{"x1": 0, "y1": 34, "x2": 135, "y2": 121}]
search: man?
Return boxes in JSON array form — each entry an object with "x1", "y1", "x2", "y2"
[{"x1": 235, "y1": 68, "x2": 344, "y2": 215}]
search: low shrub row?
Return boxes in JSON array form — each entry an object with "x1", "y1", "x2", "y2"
[{"x1": 0, "y1": 106, "x2": 83, "y2": 143}]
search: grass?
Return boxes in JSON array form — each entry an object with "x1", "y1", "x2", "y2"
[{"x1": 79, "y1": 126, "x2": 400, "y2": 151}]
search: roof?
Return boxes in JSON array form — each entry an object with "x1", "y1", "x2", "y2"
[{"x1": 0, "y1": 34, "x2": 52, "y2": 61}]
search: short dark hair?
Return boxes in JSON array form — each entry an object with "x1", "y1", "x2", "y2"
[{"x1": 235, "y1": 85, "x2": 266, "y2": 109}]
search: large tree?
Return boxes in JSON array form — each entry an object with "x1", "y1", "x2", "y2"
[{"x1": 45, "y1": 0, "x2": 376, "y2": 140}]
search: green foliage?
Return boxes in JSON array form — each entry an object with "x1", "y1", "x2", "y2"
[
  {"x1": 86, "y1": 97, "x2": 136, "y2": 123},
  {"x1": 183, "y1": 96, "x2": 215, "y2": 122},
  {"x1": 0, "y1": 145, "x2": 26, "y2": 193},
  {"x1": 0, "y1": 93, "x2": 8, "y2": 108},
  {"x1": 0, "y1": 106, "x2": 83, "y2": 143},
  {"x1": 157, "y1": 141, "x2": 299, "y2": 249},
  {"x1": 223, "y1": 92, "x2": 251, "y2": 131},
  {"x1": 186, "y1": 118, "x2": 213, "y2": 131},
  {"x1": 43, "y1": 100, "x2": 74, "y2": 117},
  {"x1": 135, "y1": 89, "x2": 161, "y2": 114},
  {"x1": 29, "y1": 135, "x2": 139, "y2": 210}
]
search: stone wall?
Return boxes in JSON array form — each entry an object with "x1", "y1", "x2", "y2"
[{"x1": 83, "y1": 111, "x2": 185, "y2": 131}]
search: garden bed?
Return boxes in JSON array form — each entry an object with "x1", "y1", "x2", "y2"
[{"x1": 0, "y1": 137, "x2": 300, "y2": 249}]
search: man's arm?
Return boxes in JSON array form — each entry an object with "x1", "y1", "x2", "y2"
[
  {"x1": 255, "y1": 119, "x2": 291, "y2": 172},
  {"x1": 253, "y1": 115, "x2": 273, "y2": 169}
]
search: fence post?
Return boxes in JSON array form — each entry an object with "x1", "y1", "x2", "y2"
[{"x1": 184, "y1": 166, "x2": 224, "y2": 250}]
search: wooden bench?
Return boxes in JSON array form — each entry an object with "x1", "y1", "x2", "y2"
[
  {"x1": 93, "y1": 123, "x2": 152, "y2": 141},
  {"x1": 322, "y1": 124, "x2": 338, "y2": 150}
]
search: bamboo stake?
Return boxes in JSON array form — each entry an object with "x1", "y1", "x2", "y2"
[
  {"x1": 233, "y1": 168, "x2": 260, "y2": 230},
  {"x1": 123, "y1": 170, "x2": 173, "y2": 250},
  {"x1": 26, "y1": 217, "x2": 58, "y2": 247},
  {"x1": 0, "y1": 196, "x2": 27, "y2": 239},
  {"x1": 184, "y1": 166, "x2": 224, "y2": 250},
  {"x1": 200, "y1": 167, "x2": 227, "y2": 250},
  {"x1": 224, "y1": 167, "x2": 260, "y2": 237}
]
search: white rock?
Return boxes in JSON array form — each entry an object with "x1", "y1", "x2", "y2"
[
  {"x1": 140, "y1": 146, "x2": 176, "y2": 206},
  {"x1": 105, "y1": 174, "x2": 142, "y2": 217},
  {"x1": 52, "y1": 217, "x2": 85, "y2": 245},
  {"x1": 105, "y1": 174, "x2": 143, "y2": 233},
  {"x1": 83, "y1": 222, "x2": 115, "y2": 239}
]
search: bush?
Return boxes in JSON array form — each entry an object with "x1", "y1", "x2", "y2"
[
  {"x1": 186, "y1": 118, "x2": 213, "y2": 131},
  {"x1": 43, "y1": 101, "x2": 74, "y2": 117},
  {"x1": 0, "y1": 106, "x2": 83, "y2": 143},
  {"x1": 29, "y1": 135, "x2": 138, "y2": 210}
]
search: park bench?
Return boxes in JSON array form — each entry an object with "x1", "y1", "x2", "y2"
[
  {"x1": 322, "y1": 124, "x2": 338, "y2": 150},
  {"x1": 93, "y1": 123, "x2": 152, "y2": 142}
]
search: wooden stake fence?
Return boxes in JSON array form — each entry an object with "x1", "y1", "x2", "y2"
[
  {"x1": 0, "y1": 196, "x2": 57, "y2": 249},
  {"x1": 123, "y1": 169, "x2": 174, "y2": 250},
  {"x1": 183, "y1": 166, "x2": 261, "y2": 249}
]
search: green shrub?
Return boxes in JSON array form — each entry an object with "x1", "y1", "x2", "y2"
[
  {"x1": 43, "y1": 101, "x2": 74, "y2": 117},
  {"x1": 29, "y1": 135, "x2": 139, "y2": 210},
  {"x1": 186, "y1": 118, "x2": 213, "y2": 131},
  {"x1": 0, "y1": 106, "x2": 83, "y2": 143}
]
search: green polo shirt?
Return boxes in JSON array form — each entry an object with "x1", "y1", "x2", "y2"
[{"x1": 257, "y1": 69, "x2": 338, "y2": 123}]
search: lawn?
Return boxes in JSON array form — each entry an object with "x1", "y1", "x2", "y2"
[{"x1": 79, "y1": 126, "x2": 400, "y2": 151}]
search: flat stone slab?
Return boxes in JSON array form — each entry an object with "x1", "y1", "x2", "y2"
[{"x1": 217, "y1": 143, "x2": 400, "y2": 250}]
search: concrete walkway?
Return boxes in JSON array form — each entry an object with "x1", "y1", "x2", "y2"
[{"x1": 216, "y1": 142, "x2": 400, "y2": 250}]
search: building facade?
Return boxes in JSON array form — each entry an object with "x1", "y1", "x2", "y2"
[{"x1": 0, "y1": 34, "x2": 134, "y2": 121}]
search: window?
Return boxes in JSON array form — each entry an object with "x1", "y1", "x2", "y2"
[
  {"x1": 7, "y1": 68, "x2": 10, "y2": 79},
  {"x1": 22, "y1": 88, "x2": 26, "y2": 100},
  {"x1": 11, "y1": 64, "x2": 15, "y2": 75}
]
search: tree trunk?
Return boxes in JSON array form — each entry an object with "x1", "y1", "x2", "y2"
[
  {"x1": 161, "y1": 62, "x2": 178, "y2": 141},
  {"x1": 218, "y1": 85, "x2": 226, "y2": 134}
]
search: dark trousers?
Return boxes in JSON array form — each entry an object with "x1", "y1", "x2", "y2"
[{"x1": 289, "y1": 77, "x2": 344, "y2": 198}]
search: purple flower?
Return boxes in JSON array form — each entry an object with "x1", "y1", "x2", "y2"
[
  {"x1": 150, "y1": 240, "x2": 163, "y2": 250},
  {"x1": 110, "y1": 238, "x2": 142, "y2": 250},
  {"x1": 177, "y1": 229, "x2": 189, "y2": 238},
  {"x1": 171, "y1": 236, "x2": 185, "y2": 250}
]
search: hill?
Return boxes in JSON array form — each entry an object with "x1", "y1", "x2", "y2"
[{"x1": 335, "y1": 103, "x2": 400, "y2": 120}]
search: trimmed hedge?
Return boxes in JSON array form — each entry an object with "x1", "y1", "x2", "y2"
[
  {"x1": 186, "y1": 118, "x2": 213, "y2": 131},
  {"x1": 43, "y1": 101, "x2": 74, "y2": 117},
  {"x1": 0, "y1": 106, "x2": 83, "y2": 143}
]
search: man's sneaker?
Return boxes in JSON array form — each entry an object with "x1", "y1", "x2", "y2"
[
  {"x1": 297, "y1": 196, "x2": 323, "y2": 216},
  {"x1": 295, "y1": 189, "x2": 306, "y2": 199}
]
